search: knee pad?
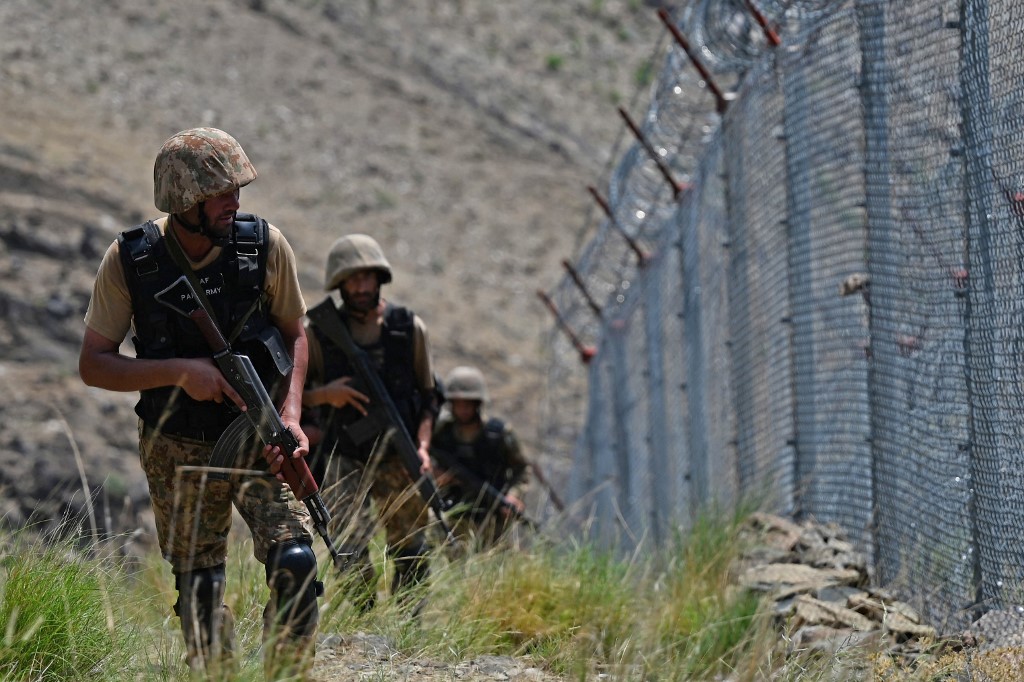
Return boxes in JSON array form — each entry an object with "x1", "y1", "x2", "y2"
[{"x1": 266, "y1": 541, "x2": 322, "y2": 637}]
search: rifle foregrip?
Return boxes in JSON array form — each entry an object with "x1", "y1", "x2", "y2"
[{"x1": 281, "y1": 455, "x2": 319, "y2": 501}]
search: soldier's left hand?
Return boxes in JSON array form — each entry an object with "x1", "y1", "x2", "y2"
[
  {"x1": 417, "y1": 443, "x2": 433, "y2": 475},
  {"x1": 263, "y1": 420, "x2": 310, "y2": 481}
]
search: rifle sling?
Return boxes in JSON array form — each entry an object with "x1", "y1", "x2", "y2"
[{"x1": 165, "y1": 224, "x2": 261, "y2": 345}]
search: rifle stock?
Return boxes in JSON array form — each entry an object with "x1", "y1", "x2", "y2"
[
  {"x1": 307, "y1": 301, "x2": 455, "y2": 542},
  {"x1": 155, "y1": 275, "x2": 344, "y2": 568}
]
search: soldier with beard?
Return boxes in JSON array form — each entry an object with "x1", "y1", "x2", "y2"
[
  {"x1": 79, "y1": 128, "x2": 319, "y2": 677},
  {"x1": 291, "y1": 234, "x2": 438, "y2": 610}
]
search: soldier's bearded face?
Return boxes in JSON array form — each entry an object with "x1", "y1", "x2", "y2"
[
  {"x1": 340, "y1": 270, "x2": 381, "y2": 313},
  {"x1": 202, "y1": 188, "x2": 240, "y2": 240}
]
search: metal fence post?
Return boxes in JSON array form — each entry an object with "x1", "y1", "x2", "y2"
[{"x1": 960, "y1": 0, "x2": 998, "y2": 617}]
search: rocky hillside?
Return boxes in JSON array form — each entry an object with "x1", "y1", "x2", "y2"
[{"x1": 0, "y1": 0, "x2": 668, "y2": 545}]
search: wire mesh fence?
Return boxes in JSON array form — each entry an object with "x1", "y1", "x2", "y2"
[{"x1": 544, "y1": 0, "x2": 1024, "y2": 631}]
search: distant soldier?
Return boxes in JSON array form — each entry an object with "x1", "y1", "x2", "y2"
[
  {"x1": 431, "y1": 366, "x2": 530, "y2": 548},
  {"x1": 295, "y1": 234, "x2": 438, "y2": 609},
  {"x1": 79, "y1": 128, "x2": 319, "y2": 676}
]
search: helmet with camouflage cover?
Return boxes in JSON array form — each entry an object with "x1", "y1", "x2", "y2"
[
  {"x1": 444, "y1": 366, "x2": 488, "y2": 403},
  {"x1": 324, "y1": 234, "x2": 393, "y2": 290},
  {"x1": 153, "y1": 127, "x2": 257, "y2": 213}
]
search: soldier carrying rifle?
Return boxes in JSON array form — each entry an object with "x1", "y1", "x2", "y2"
[
  {"x1": 432, "y1": 365, "x2": 532, "y2": 549},
  {"x1": 287, "y1": 233, "x2": 441, "y2": 612},
  {"x1": 79, "y1": 128, "x2": 320, "y2": 677}
]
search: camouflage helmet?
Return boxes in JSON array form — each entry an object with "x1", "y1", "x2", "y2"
[
  {"x1": 444, "y1": 366, "x2": 488, "y2": 403},
  {"x1": 324, "y1": 234, "x2": 393, "y2": 290},
  {"x1": 153, "y1": 128, "x2": 257, "y2": 213}
]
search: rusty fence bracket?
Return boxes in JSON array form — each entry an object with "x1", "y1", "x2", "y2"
[
  {"x1": 743, "y1": 0, "x2": 782, "y2": 47},
  {"x1": 562, "y1": 259, "x2": 603, "y2": 318},
  {"x1": 537, "y1": 289, "x2": 597, "y2": 365},
  {"x1": 618, "y1": 106, "x2": 686, "y2": 200},
  {"x1": 587, "y1": 185, "x2": 652, "y2": 266},
  {"x1": 656, "y1": 7, "x2": 731, "y2": 115}
]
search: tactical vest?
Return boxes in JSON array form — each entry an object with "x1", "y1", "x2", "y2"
[
  {"x1": 432, "y1": 417, "x2": 516, "y2": 501},
  {"x1": 309, "y1": 302, "x2": 423, "y2": 465},
  {"x1": 118, "y1": 213, "x2": 286, "y2": 440}
]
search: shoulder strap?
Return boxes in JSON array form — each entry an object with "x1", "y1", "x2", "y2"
[
  {"x1": 226, "y1": 214, "x2": 269, "y2": 343},
  {"x1": 383, "y1": 303, "x2": 414, "y2": 333},
  {"x1": 307, "y1": 298, "x2": 347, "y2": 347},
  {"x1": 118, "y1": 221, "x2": 161, "y2": 280},
  {"x1": 231, "y1": 212, "x2": 267, "y2": 291},
  {"x1": 483, "y1": 417, "x2": 506, "y2": 440},
  {"x1": 118, "y1": 221, "x2": 162, "y2": 313}
]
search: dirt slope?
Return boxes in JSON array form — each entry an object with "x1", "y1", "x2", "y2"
[{"x1": 0, "y1": 0, "x2": 666, "y2": 543}]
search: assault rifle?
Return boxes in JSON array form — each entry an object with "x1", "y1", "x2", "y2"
[
  {"x1": 429, "y1": 446, "x2": 538, "y2": 530},
  {"x1": 306, "y1": 301, "x2": 455, "y2": 543},
  {"x1": 155, "y1": 275, "x2": 343, "y2": 568}
]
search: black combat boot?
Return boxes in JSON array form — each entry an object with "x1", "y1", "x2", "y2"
[{"x1": 174, "y1": 565, "x2": 236, "y2": 675}]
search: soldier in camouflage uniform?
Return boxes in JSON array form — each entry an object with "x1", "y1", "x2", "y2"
[
  {"x1": 290, "y1": 234, "x2": 438, "y2": 610},
  {"x1": 80, "y1": 128, "x2": 320, "y2": 677},
  {"x1": 432, "y1": 366, "x2": 530, "y2": 548}
]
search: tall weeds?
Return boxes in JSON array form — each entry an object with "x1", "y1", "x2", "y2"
[{"x1": 0, "y1": 506, "x2": 984, "y2": 681}]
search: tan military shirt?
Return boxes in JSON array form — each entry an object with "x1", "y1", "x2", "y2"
[{"x1": 84, "y1": 216, "x2": 306, "y2": 343}]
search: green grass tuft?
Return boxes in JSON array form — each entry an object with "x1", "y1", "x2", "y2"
[
  {"x1": 0, "y1": 503, "x2": 984, "y2": 681},
  {"x1": 0, "y1": 532, "x2": 132, "y2": 680}
]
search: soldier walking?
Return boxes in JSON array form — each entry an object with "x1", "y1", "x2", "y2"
[
  {"x1": 432, "y1": 366, "x2": 530, "y2": 549},
  {"x1": 294, "y1": 233, "x2": 439, "y2": 610},
  {"x1": 79, "y1": 128, "x2": 320, "y2": 677}
]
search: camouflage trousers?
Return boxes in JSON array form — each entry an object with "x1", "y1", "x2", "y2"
[
  {"x1": 138, "y1": 420, "x2": 312, "y2": 572},
  {"x1": 320, "y1": 445, "x2": 431, "y2": 564}
]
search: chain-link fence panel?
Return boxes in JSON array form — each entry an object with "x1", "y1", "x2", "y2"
[
  {"x1": 778, "y1": 6, "x2": 874, "y2": 553},
  {"x1": 860, "y1": 0, "x2": 974, "y2": 627},
  {"x1": 963, "y1": 0, "x2": 1024, "y2": 615}
]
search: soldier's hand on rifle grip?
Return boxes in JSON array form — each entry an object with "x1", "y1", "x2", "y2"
[
  {"x1": 178, "y1": 357, "x2": 247, "y2": 410},
  {"x1": 281, "y1": 417, "x2": 309, "y2": 459},
  {"x1": 263, "y1": 444, "x2": 287, "y2": 480}
]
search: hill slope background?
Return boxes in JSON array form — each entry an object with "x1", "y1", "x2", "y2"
[{"x1": 0, "y1": 0, "x2": 669, "y2": 544}]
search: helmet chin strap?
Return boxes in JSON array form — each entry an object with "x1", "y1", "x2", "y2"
[{"x1": 173, "y1": 201, "x2": 231, "y2": 246}]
